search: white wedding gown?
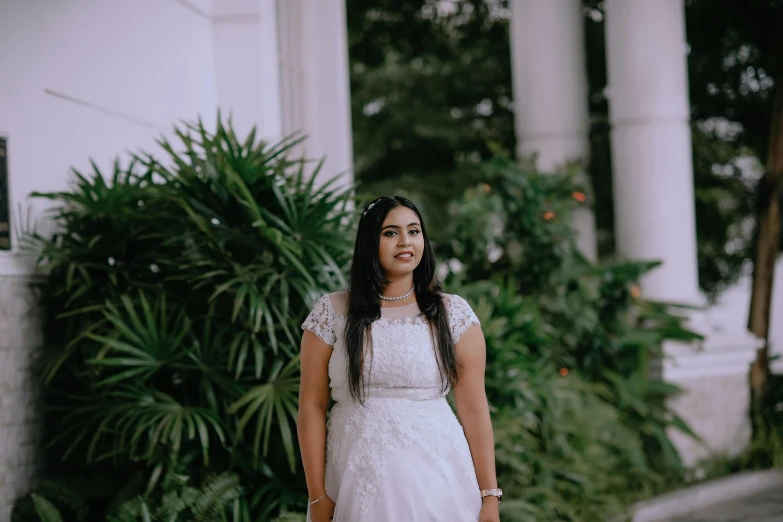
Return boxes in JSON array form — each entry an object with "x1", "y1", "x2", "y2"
[{"x1": 302, "y1": 291, "x2": 482, "y2": 521}]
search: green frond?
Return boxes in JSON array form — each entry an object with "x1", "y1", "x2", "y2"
[{"x1": 30, "y1": 494, "x2": 64, "y2": 522}]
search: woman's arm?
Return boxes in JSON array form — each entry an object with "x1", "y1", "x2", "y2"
[
  {"x1": 453, "y1": 325, "x2": 499, "y2": 506},
  {"x1": 297, "y1": 330, "x2": 333, "y2": 501}
]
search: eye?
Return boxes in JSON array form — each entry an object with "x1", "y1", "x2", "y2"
[
  {"x1": 409, "y1": 229, "x2": 420, "y2": 235},
  {"x1": 383, "y1": 230, "x2": 397, "y2": 237}
]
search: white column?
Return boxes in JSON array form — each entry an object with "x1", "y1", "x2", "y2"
[
  {"x1": 509, "y1": 0, "x2": 596, "y2": 260},
  {"x1": 212, "y1": 0, "x2": 283, "y2": 141},
  {"x1": 604, "y1": 0, "x2": 699, "y2": 304},
  {"x1": 276, "y1": 0, "x2": 354, "y2": 186},
  {"x1": 605, "y1": 0, "x2": 765, "y2": 468}
]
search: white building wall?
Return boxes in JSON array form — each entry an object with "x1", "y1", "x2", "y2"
[
  {"x1": 0, "y1": 0, "x2": 217, "y2": 235},
  {"x1": 0, "y1": 0, "x2": 288, "y2": 517}
]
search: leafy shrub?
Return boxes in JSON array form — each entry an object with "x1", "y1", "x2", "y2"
[
  {"x1": 440, "y1": 156, "x2": 702, "y2": 519},
  {"x1": 14, "y1": 119, "x2": 352, "y2": 521}
]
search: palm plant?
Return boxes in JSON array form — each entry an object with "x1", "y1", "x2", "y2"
[{"x1": 15, "y1": 118, "x2": 354, "y2": 521}]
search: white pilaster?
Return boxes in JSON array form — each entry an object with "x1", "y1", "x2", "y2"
[
  {"x1": 509, "y1": 0, "x2": 596, "y2": 260},
  {"x1": 276, "y1": 0, "x2": 354, "y2": 186},
  {"x1": 212, "y1": 0, "x2": 283, "y2": 140},
  {"x1": 604, "y1": 0, "x2": 699, "y2": 305}
]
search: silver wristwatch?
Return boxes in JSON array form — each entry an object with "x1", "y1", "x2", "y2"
[{"x1": 480, "y1": 488, "x2": 503, "y2": 503}]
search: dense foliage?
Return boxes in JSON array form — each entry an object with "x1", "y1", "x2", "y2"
[
  {"x1": 13, "y1": 121, "x2": 351, "y2": 522},
  {"x1": 438, "y1": 157, "x2": 700, "y2": 520}
]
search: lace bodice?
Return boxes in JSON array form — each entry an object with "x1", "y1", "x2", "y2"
[{"x1": 301, "y1": 291, "x2": 480, "y2": 403}]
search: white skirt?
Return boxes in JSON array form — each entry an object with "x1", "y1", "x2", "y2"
[{"x1": 306, "y1": 397, "x2": 481, "y2": 522}]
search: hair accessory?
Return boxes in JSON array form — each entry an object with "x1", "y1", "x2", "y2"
[{"x1": 362, "y1": 200, "x2": 380, "y2": 217}]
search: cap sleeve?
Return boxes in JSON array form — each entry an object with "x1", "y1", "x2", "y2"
[
  {"x1": 301, "y1": 294, "x2": 336, "y2": 346},
  {"x1": 447, "y1": 294, "x2": 480, "y2": 343}
]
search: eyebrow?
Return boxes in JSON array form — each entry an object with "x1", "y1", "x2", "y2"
[{"x1": 381, "y1": 222, "x2": 421, "y2": 230}]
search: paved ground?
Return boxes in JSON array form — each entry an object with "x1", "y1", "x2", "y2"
[{"x1": 670, "y1": 486, "x2": 783, "y2": 522}]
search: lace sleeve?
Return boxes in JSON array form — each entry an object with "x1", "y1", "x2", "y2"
[
  {"x1": 301, "y1": 294, "x2": 336, "y2": 346},
  {"x1": 447, "y1": 294, "x2": 480, "y2": 343}
]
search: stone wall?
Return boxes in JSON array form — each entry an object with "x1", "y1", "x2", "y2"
[{"x1": 0, "y1": 275, "x2": 43, "y2": 521}]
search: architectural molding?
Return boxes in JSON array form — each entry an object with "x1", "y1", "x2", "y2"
[
  {"x1": 0, "y1": 251, "x2": 43, "y2": 279},
  {"x1": 663, "y1": 332, "x2": 764, "y2": 381}
]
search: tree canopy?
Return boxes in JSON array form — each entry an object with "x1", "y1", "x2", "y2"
[{"x1": 346, "y1": 0, "x2": 782, "y2": 298}]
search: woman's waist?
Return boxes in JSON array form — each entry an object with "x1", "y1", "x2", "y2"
[
  {"x1": 332, "y1": 385, "x2": 448, "y2": 404},
  {"x1": 330, "y1": 395, "x2": 454, "y2": 420},
  {"x1": 327, "y1": 395, "x2": 462, "y2": 442}
]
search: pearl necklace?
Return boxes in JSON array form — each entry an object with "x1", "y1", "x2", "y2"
[{"x1": 380, "y1": 286, "x2": 414, "y2": 301}]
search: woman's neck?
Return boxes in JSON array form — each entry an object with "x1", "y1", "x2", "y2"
[
  {"x1": 381, "y1": 277, "x2": 414, "y2": 299},
  {"x1": 380, "y1": 277, "x2": 417, "y2": 308}
]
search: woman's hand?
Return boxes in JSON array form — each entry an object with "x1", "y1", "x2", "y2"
[
  {"x1": 309, "y1": 494, "x2": 336, "y2": 522},
  {"x1": 479, "y1": 497, "x2": 501, "y2": 522}
]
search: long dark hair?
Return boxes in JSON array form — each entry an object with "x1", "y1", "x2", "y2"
[{"x1": 344, "y1": 196, "x2": 457, "y2": 403}]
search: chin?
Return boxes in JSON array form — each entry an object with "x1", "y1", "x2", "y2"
[{"x1": 383, "y1": 262, "x2": 420, "y2": 278}]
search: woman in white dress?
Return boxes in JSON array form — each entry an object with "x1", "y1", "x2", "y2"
[{"x1": 297, "y1": 196, "x2": 502, "y2": 522}]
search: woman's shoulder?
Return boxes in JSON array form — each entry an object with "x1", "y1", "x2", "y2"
[
  {"x1": 441, "y1": 293, "x2": 471, "y2": 309},
  {"x1": 441, "y1": 293, "x2": 478, "y2": 320},
  {"x1": 319, "y1": 290, "x2": 349, "y2": 316},
  {"x1": 440, "y1": 293, "x2": 480, "y2": 340}
]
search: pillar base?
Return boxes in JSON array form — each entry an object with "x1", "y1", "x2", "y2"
[{"x1": 663, "y1": 332, "x2": 763, "y2": 467}]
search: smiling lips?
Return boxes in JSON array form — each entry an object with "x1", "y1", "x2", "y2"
[{"x1": 395, "y1": 250, "x2": 414, "y2": 260}]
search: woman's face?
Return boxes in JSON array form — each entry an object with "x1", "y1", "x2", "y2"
[{"x1": 378, "y1": 206, "x2": 425, "y2": 279}]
